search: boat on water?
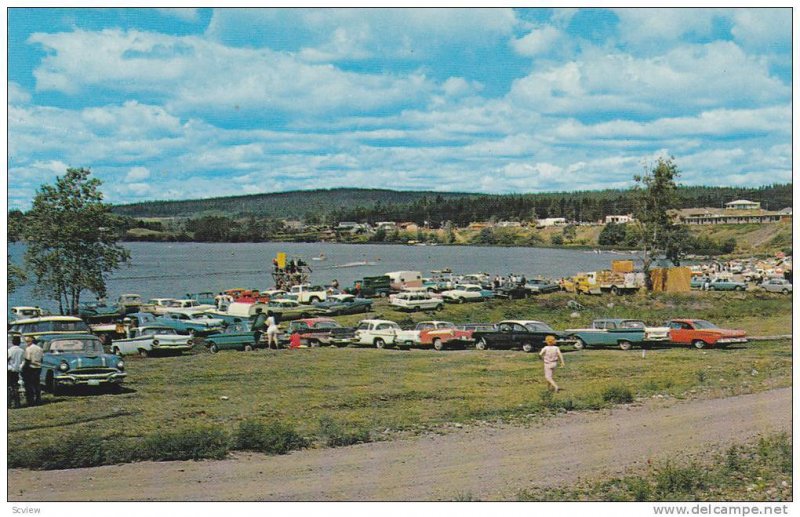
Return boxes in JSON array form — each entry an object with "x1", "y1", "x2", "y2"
[
  {"x1": 311, "y1": 253, "x2": 327, "y2": 261},
  {"x1": 330, "y1": 260, "x2": 378, "y2": 269}
]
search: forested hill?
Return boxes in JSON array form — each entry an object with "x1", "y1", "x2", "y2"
[
  {"x1": 112, "y1": 184, "x2": 793, "y2": 224},
  {"x1": 112, "y1": 188, "x2": 481, "y2": 220}
]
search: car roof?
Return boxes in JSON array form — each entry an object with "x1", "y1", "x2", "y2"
[
  {"x1": 500, "y1": 320, "x2": 547, "y2": 325},
  {"x1": 11, "y1": 316, "x2": 83, "y2": 324},
  {"x1": 37, "y1": 333, "x2": 99, "y2": 342},
  {"x1": 669, "y1": 318, "x2": 699, "y2": 323},
  {"x1": 359, "y1": 319, "x2": 397, "y2": 324}
]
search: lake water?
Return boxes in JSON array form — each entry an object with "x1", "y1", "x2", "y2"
[{"x1": 7, "y1": 242, "x2": 640, "y2": 312}]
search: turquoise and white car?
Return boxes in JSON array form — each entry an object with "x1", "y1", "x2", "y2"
[
  {"x1": 567, "y1": 319, "x2": 670, "y2": 351},
  {"x1": 111, "y1": 326, "x2": 194, "y2": 357}
]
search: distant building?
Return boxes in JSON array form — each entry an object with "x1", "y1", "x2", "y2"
[
  {"x1": 779, "y1": 207, "x2": 792, "y2": 216},
  {"x1": 536, "y1": 217, "x2": 567, "y2": 228},
  {"x1": 375, "y1": 221, "x2": 397, "y2": 231},
  {"x1": 283, "y1": 220, "x2": 306, "y2": 231},
  {"x1": 336, "y1": 221, "x2": 360, "y2": 230},
  {"x1": 676, "y1": 208, "x2": 781, "y2": 225},
  {"x1": 466, "y1": 221, "x2": 494, "y2": 230},
  {"x1": 725, "y1": 200, "x2": 760, "y2": 210},
  {"x1": 496, "y1": 221, "x2": 522, "y2": 228},
  {"x1": 604, "y1": 214, "x2": 634, "y2": 224}
]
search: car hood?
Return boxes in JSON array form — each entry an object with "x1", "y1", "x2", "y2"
[{"x1": 47, "y1": 353, "x2": 121, "y2": 369}]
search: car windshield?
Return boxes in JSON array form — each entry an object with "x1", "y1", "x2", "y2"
[
  {"x1": 692, "y1": 320, "x2": 719, "y2": 329},
  {"x1": 526, "y1": 323, "x2": 554, "y2": 332},
  {"x1": 47, "y1": 338, "x2": 104, "y2": 354},
  {"x1": 143, "y1": 328, "x2": 177, "y2": 336},
  {"x1": 620, "y1": 320, "x2": 645, "y2": 329},
  {"x1": 48, "y1": 321, "x2": 91, "y2": 332},
  {"x1": 191, "y1": 314, "x2": 214, "y2": 320}
]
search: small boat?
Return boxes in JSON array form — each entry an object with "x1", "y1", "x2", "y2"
[
  {"x1": 330, "y1": 261, "x2": 377, "y2": 269},
  {"x1": 311, "y1": 254, "x2": 327, "y2": 261}
]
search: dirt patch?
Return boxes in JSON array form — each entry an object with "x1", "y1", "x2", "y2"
[{"x1": 8, "y1": 388, "x2": 791, "y2": 502}]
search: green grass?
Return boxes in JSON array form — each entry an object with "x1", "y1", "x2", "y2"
[
  {"x1": 518, "y1": 433, "x2": 792, "y2": 501},
  {"x1": 7, "y1": 292, "x2": 792, "y2": 470}
]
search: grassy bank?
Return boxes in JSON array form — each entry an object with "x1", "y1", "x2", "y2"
[
  {"x1": 7, "y1": 292, "x2": 792, "y2": 470},
  {"x1": 518, "y1": 433, "x2": 792, "y2": 502}
]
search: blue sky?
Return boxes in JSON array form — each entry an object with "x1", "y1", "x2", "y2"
[{"x1": 7, "y1": 7, "x2": 793, "y2": 209}]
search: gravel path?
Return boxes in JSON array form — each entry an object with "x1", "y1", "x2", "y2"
[{"x1": 8, "y1": 387, "x2": 791, "y2": 502}]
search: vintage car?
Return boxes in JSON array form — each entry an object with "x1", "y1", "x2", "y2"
[
  {"x1": 523, "y1": 279, "x2": 561, "y2": 295},
  {"x1": 666, "y1": 319, "x2": 748, "y2": 349},
  {"x1": 9, "y1": 316, "x2": 91, "y2": 339},
  {"x1": 759, "y1": 278, "x2": 792, "y2": 294},
  {"x1": 389, "y1": 291, "x2": 444, "y2": 312},
  {"x1": 344, "y1": 275, "x2": 392, "y2": 298},
  {"x1": 566, "y1": 319, "x2": 670, "y2": 351},
  {"x1": 352, "y1": 319, "x2": 402, "y2": 348},
  {"x1": 279, "y1": 318, "x2": 344, "y2": 347},
  {"x1": 706, "y1": 278, "x2": 747, "y2": 291},
  {"x1": 313, "y1": 294, "x2": 373, "y2": 315},
  {"x1": 78, "y1": 301, "x2": 123, "y2": 320},
  {"x1": 110, "y1": 325, "x2": 194, "y2": 356},
  {"x1": 8, "y1": 306, "x2": 45, "y2": 323},
  {"x1": 146, "y1": 298, "x2": 180, "y2": 314},
  {"x1": 185, "y1": 292, "x2": 217, "y2": 306},
  {"x1": 38, "y1": 333, "x2": 126, "y2": 394},
  {"x1": 472, "y1": 320, "x2": 570, "y2": 353},
  {"x1": 204, "y1": 322, "x2": 259, "y2": 353},
  {"x1": 171, "y1": 299, "x2": 215, "y2": 311},
  {"x1": 440, "y1": 284, "x2": 493, "y2": 303},
  {"x1": 130, "y1": 311, "x2": 223, "y2": 336},
  {"x1": 117, "y1": 294, "x2": 147, "y2": 314},
  {"x1": 493, "y1": 284, "x2": 531, "y2": 300},
  {"x1": 264, "y1": 299, "x2": 325, "y2": 321},
  {"x1": 394, "y1": 321, "x2": 474, "y2": 350}
]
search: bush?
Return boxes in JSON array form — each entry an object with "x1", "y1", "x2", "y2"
[
  {"x1": 8, "y1": 432, "x2": 107, "y2": 470},
  {"x1": 602, "y1": 385, "x2": 634, "y2": 404},
  {"x1": 144, "y1": 426, "x2": 230, "y2": 461},
  {"x1": 234, "y1": 419, "x2": 309, "y2": 455},
  {"x1": 653, "y1": 461, "x2": 706, "y2": 499},
  {"x1": 318, "y1": 416, "x2": 371, "y2": 447}
]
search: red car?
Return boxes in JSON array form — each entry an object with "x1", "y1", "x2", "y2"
[
  {"x1": 417, "y1": 321, "x2": 474, "y2": 350},
  {"x1": 283, "y1": 318, "x2": 343, "y2": 347},
  {"x1": 666, "y1": 319, "x2": 748, "y2": 349}
]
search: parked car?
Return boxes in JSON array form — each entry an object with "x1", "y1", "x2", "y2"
[
  {"x1": 147, "y1": 310, "x2": 224, "y2": 336},
  {"x1": 493, "y1": 284, "x2": 530, "y2": 300},
  {"x1": 759, "y1": 278, "x2": 792, "y2": 294},
  {"x1": 389, "y1": 291, "x2": 444, "y2": 312},
  {"x1": 78, "y1": 301, "x2": 122, "y2": 319},
  {"x1": 440, "y1": 284, "x2": 493, "y2": 303},
  {"x1": 185, "y1": 292, "x2": 217, "y2": 306},
  {"x1": 523, "y1": 279, "x2": 561, "y2": 295},
  {"x1": 472, "y1": 320, "x2": 571, "y2": 352},
  {"x1": 313, "y1": 294, "x2": 372, "y2": 315},
  {"x1": 171, "y1": 299, "x2": 215, "y2": 311},
  {"x1": 566, "y1": 319, "x2": 670, "y2": 350},
  {"x1": 666, "y1": 319, "x2": 748, "y2": 349},
  {"x1": 280, "y1": 318, "x2": 344, "y2": 347},
  {"x1": 707, "y1": 278, "x2": 747, "y2": 291},
  {"x1": 38, "y1": 333, "x2": 126, "y2": 394},
  {"x1": 8, "y1": 306, "x2": 45, "y2": 323},
  {"x1": 289, "y1": 284, "x2": 328, "y2": 304},
  {"x1": 111, "y1": 326, "x2": 194, "y2": 356},
  {"x1": 204, "y1": 322, "x2": 259, "y2": 353},
  {"x1": 395, "y1": 321, "x2": 474, "y2": 350},
  {"x1": 345, "y1": 275, "x2": 391, "y2": 298},
  {"x1": 117, "y1": 294, "x2": 147, "y2": 314},
  {"x1": 352, "y1": 319, "x2": 402, "y2": 348},
  {"x1": 9, "y1": 316, "x2": 91, "y2": 339},
  {"x1": 264, "y1": 299, "x2": 325, "y2": 321}
]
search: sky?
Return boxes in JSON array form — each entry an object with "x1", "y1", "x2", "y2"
[{"x1": 6, "y1": 7, "x2": 793, "y2": 209}]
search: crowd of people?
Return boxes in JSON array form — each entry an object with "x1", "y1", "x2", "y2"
[{"x1": 7, "y1": 335, "x2": 43, "y2": 408}]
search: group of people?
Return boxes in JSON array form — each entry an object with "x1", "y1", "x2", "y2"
[
  {"x1": 493, "y1": 274, "x2": 528, "y2": 289},
  {"x1": 7, "y1": 335, "x2": 43, "y2": 408},
  {"x1": 271, "y1": 257, "x2": 312, "y2": 290}
]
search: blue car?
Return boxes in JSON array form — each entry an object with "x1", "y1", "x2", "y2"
[{"x1": 38, "y1": 333, "x2": 127, "y2": 394}]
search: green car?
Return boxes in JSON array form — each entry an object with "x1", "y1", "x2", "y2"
[
  {"x1": 706, "y1": 278, "x2": 747, "y2": 291},
  {"x1": 566, "y1": 319, "x2": 671, "y2": 350},
  {"x1": 265, "y1": 299, "x2": 324, "y2": 321},
  {"x1": 204, "y1": 322, "x2": 259, "y2": 353}
]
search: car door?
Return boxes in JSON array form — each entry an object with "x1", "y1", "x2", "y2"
[
  {"x1": 375, "y1": 323, "x2": 397, "y2": 343},
  {"x1": 510, "y1": 323, "x2": 531, "y2": 348},
  {"x1": 668, "y1": 321, "x2": 693, "y2": 344}
]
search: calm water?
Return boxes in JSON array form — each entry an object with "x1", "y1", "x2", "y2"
[{"x1": 8, "y1": 242, "x2": 639, "y2": 312}]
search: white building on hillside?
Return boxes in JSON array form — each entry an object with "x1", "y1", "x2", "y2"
[
  {"x1": 605, "y1": 214, "x2": 634, "y2": 224},
  {"x1": 725, "y1": 200, "x2": 760, "y2": 210}
]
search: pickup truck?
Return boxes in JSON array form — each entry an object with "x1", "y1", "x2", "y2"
[
  {"x1": 289, "y1": 284, "x2": 328, "y2": 304},
  {"x1": 394, "y1": 321, "x2": 474, "y2": 350},
  {"x1": 352, "y1": 319, "x2": 402, "y2": 349}
]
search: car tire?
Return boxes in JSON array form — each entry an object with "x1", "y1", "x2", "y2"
[
  {"x1": 138, "y1": 348, "x2": 149, "y2": 358},
  {"x1": 692, "y1": 339, "x2": 707, "y2": 350},
  {"x1": 109, "y1": 383, "x2": 122, "y2": 394},
  {"x1": 433, "y1": 338, "x2": 444, "y2": 351},
  {"x1": 618, "y1": 340, "x2": 632, "y2": 351},
  {"x1": 309, "y1": 339, "x2": 320, "y2": 348},
  {"x1": 458, "y1": 297, "x2": 465, "y2": 304},
  {"x1": 436, "y1": 304, "x2": 443, "y2": 310},
  {"x1": 208, "y1": 342, "x2": 219, "y2": 354},
  {"x1": 611, "y1": 286, "x2": 620, "y2": 296},
  {"x1": 475, "y1": 338, "x2": 488, "y2": 350},
  {"x1": 522, "y1": 342, "x2": 534, "y2": 353},
  {"x1": 375, "y1": 338, "x2": 386, "y2": 349},
  {"x1": 573, "y1": 338, "x2": 586, "y2": 350},
  {"x1": 244, "y1": 344, "x2": 253, "y2": 352},
  {"x1": 46, "y1": 373, "x2": 60, "y2": 395},
  {"x1": 782, "y1": 288, "x2": 789, "y2": 294}
]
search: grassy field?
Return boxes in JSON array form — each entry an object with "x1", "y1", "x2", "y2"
[
  {"x1": 7, "y1": 291, "x2": 792, "y2": 469},
  {"x1": 518, "y1": 433, "x2": 792, "y2": 502}
]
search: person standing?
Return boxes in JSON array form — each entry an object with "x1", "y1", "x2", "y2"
[
  {"x1": 8, "y1": 336, "x2": 24, "y2": 408},
  {"x1": 251, "y1": 309, "x2": 268, "y2": 348},
  {"x1": 538, "y1": 335, "x2": 565, "y2": 392},
  {"x1": 266, "y1": 314, "x2": 279, "y2": 350},
  {"x1": 22, "y1": 336, "x2": 43, "y2": 405}
]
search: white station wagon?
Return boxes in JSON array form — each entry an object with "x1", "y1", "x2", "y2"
[
  {"x1": 389, "y1": 291, "x2": 443, "y2": 312},
  {"x1": 111, "y1": 326, "x2": 194, "y2": 357},
  {"x1": 352, "y1": 319, "x2": 402, "y2": 348}
]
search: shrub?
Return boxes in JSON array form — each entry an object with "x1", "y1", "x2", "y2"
[
  {"x1": 318, "y1": 416, "x2": 371, "y2": 447},
  {"x1": 144, "y1": 426, "x2": 230, "y2": 461},
  {"x1": 8, "y1": 432, "x2": 107, "y2": 470},
  {"x1": 602, "y1": 385, "x2": 634, "y2": 404},
  {"x1": 653, "y1": 461, "x2": 706, "y2": 499},
  {"x1": 234, "y1": 419, "x2": 309, "y2": 455}
]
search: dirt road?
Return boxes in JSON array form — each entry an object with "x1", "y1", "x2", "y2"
[{"x1": 9, "y1": 388, "x2": 791, "y2": 502}]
